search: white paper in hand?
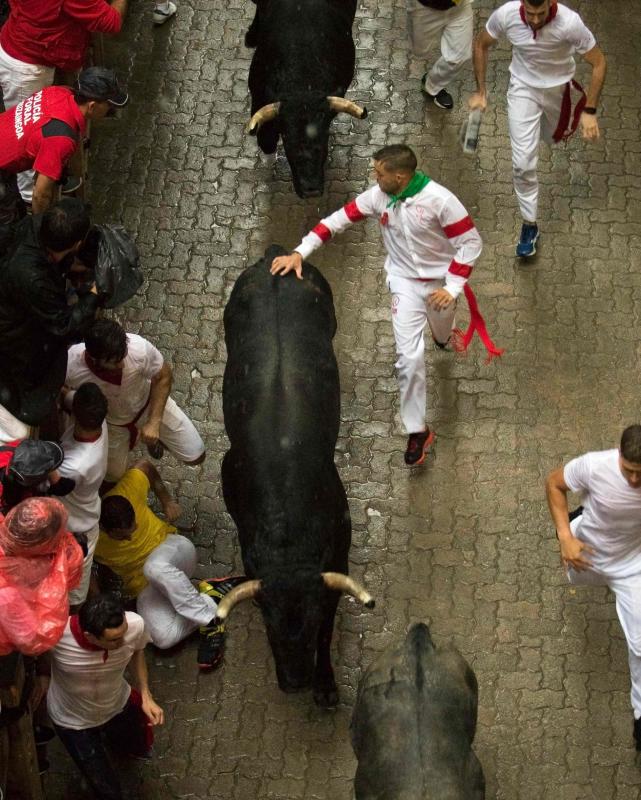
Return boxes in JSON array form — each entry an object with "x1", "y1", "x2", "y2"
[{"x1": 460, "y1": 109, "x2": 482, "y2": 154}]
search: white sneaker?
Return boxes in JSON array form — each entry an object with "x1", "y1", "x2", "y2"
[{"x1": 153, "y1": 1, "x2": 177, "y2": 24}]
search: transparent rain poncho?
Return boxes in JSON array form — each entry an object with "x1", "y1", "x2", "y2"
[{"x1": 0, "y1": 497, "x2": 83, "y2": 655}]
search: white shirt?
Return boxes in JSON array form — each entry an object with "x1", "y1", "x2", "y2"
[
  {"x1": 58, "y1": 421, "x2": 108, "y2": 533},
  {"x1": 47, "y1": 612, "x2": 149, "y2": 730},
  {"x1": 66, "y1": 334, "x2": 164, "y2": 426},
  {"x1": 486, "y1": 1, "x2": 596, "y2": 89},
  {"x1": 295, "y1": 181, "x2": 482, "y2": 299},
  {"x1": 564, "y1": 449, "x2": 641, "y2": 578}
]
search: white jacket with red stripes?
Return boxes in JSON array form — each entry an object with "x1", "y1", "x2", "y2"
[{"x1": 294, "y1": 180, "x2": 483, "y2": 299}]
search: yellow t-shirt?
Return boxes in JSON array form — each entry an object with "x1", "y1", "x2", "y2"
[{"x1": 95, "y1": 468, "x2": 176, "y2": 597}]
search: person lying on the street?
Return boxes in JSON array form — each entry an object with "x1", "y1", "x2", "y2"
[{"x1": 95, "y1": 459, "x2": 246, "y2": 670}]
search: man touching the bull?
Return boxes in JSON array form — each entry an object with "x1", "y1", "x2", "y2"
[{"x1": 271, "y1": 144, "x2": 500, "y2": 466}]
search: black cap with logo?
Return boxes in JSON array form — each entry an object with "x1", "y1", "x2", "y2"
[{"x1": 76, "y1": 67, "x2": 129, "y2": 107}]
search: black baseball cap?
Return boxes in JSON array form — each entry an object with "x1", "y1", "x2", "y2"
[
  {"x1": 9, "y1": 440, "x2": 64, "y2": 486},
  {"x1": 76, "y1": 67, "x2": 128, "y2": 107}
]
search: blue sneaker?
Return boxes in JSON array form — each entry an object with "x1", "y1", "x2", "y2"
[{"x1": 516, "y1": 223, "x2": 539, "y2": 257}]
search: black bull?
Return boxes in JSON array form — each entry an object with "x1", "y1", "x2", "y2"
[
  {"x1": 220, "y1": 245, "x2": 373, "y2": 706},
  {"x1": 351, "y1": 623, "x2": 485, "y2": 799},
  {"x1": 245, "y1": 0, "x2": 365, "y2": 199}
]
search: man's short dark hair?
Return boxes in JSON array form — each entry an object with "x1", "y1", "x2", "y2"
[
  {"x1": 100, "y1": 495, "x2": 135, "y2": 532},
  {"x1": 621, "y1": 426, "x2": 641, "y2": 464},
  {"x1": 39, "y1": 198, "x2": 91, "y2": 252},
  {"x1": 372, "y1": 144, "x2": 417, "y2": 174},
  {"x1": 524, "y1": 0, "x2": 547, "y2": 7},
  {"x1": 72, "y1": 382, "x2": 108, "y2": 430},
  {"x1": 79, "y1": 593, "x2": 125, "y2": 637},
  {"x1": 85, "y1": 319, "x2": 128, "y2": 363}
]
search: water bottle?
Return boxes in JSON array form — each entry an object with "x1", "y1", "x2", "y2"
[{"x1": 460, "y1": 109, "x2": 482, "y2": 154}]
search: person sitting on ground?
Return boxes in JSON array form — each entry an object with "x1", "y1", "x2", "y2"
[
  {"x1": 45, "y1": 593, "x2": 163, "y2": 800},
  {"x1": 58, "y1": 382, "x2": 109, "y2": 608},
  {"x1": 65, "y1": 318, "x2": 206, "y2": 485},
  {"x1": 95, "y1": 459, "x2": 245, "y2": 669},
  {"x1": 0, "y1": 198, "x2": 102, "y2": 440}
]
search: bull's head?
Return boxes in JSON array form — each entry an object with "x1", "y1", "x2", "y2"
[
  {"x1": 216, "y1": 571, "x2": 374, "y2": 693},
  {"x1": 247, "y1": 95, "x2": 368, "y2": 199}
]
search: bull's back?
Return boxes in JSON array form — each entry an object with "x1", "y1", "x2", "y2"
[
  {"x1": 351, "y1": 623, "x2": 485, "y2": 799},
  {"x1": 223, "y1": 244, "x2": 339, "y2": 457},
  {"x1": 249, "y1": 0, "x2": 356, "y2": 96}
]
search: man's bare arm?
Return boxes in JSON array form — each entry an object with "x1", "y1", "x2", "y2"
[
  {"x1": 469, "y1": 30, "x2": 498, "y2": 111},
  {"x1": 139, "y1": 363, "x2": 172, "y2": 445},
  {"x1": 133, "y1": 459, "x2": 181, "y2": 522},
  {"x1": 545, "y1": 466, "x2": 594, "y2": 570},
  {"x1": 31, "y1": 174, "x2": 58, "y2": 214}
]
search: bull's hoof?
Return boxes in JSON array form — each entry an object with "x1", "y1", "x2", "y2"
[{"x1": 313, "y1": 682, "x2": 338, "y2": 708}]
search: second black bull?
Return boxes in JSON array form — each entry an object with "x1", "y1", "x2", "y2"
[
  {"x1": 218, "y1": 245, "x2": 374, "y2": 706},
  {"x1": 245, "y1": 0, "x2": 368, "y2": 198}
]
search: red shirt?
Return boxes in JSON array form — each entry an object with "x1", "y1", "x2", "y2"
[
  {"x1": 0, "y1": 0, "x2": 122, "y2": 73},
  {"x1": 0, "y1": 85, "x2": 86, "y2": 181}
]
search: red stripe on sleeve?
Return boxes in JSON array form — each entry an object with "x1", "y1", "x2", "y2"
[
  {"x1": 312, "y1": 223, "x2": 332, "y2": 242},
  {"x1": 443, "y1": 216, "x2": 475, "y2": 238},
  {"x1": 344, "y1": 200, "x2": 366, "y2": 222},
  {"x1": 448, "y1": 260, "x2": 472, "y2": 278}
]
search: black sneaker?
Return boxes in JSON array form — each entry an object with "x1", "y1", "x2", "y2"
[
  {"x1": 404, "y1": 429, "x2": 436, "y2": 466},
  {"x1": 197, "y1": 620, "x2": 226, "y2": 670},
  {"x1": 421, "y1": 76, "x2": 453, "y2": 110},
  {"x1": 634, "y1": 717, "x2": 641, "y2": 751}
]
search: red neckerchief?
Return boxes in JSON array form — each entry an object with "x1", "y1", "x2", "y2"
[
  {"x1": 73, "y1": 430, "x2": 102, "y2": 443},
  {"x1": 84, "y1": 351, "x2": 123, "y2": 386},
  {"x1": 69, "y1": 614, "x2": 109, "y2": 662},
  {"x1": 520, "y1": 1, "x2": 557, "y2": 39}
]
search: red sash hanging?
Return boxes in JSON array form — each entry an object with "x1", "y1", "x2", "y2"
[
  {"x1": 552, "y1": 79, "x2": 587, "y2": 143},
  {"x1": 452, "y1": 284, "x2": 505, "y2": 364}
]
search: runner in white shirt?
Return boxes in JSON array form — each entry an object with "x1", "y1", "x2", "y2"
[
  {"x1": 59, "y1": 382, "x2": 109, "y2": 607},
  {"x1": 65, "y1": 319, "x2": 205, "y2": 484},
  {"x1": 546, "y1": 425, "x2": 641, "y2": 751},
  {"x1": 46, "y1": 595, "x2": 163, "y2": 800},
  {"x1": 271, "y1": 144, "x2": 501, "y2": 466},
  {"x1": 469, "y1": 0, "x2": 606, "y2": 257}
]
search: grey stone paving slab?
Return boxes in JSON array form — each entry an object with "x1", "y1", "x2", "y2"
[{"x1": 43, "y1": 0, "x2": 641, "y2": 797}]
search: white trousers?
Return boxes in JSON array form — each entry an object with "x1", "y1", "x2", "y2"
[
  {"x1": 388, "y1": 274, "x2": 456, "y2": 434},
  {"x1": 507, "y1": 77, "x2": 565, "y2": 223},
  {"x1": 568, "y1": 515, "x2": 641, "y2": 719},
  {"x1": 0, "y1": 44, "x2": 55, "y2": 202},
  {"x1": 136, "y1": 534, "x2": 217, "y2": 649},
  {"x1": 68, "y1": 524, "x2": 99, "y2": 606},
  {"x1": 408, "y1": 0, "x2": 473, "y2": 95},
  {"x1": 106, "y1": 396, "x2": 205, "y2": 482}
]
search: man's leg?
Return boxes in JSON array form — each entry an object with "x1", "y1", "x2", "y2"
[
  {"x1": 507, "y1": 78, "x2": 544, "y2": 257},
  {"x1": 140, "y1": 535, "x2": 216, "y2": 645},
  {"x1": 103, "y1": 693, "x2": 152, "y2": 758},
  {"x1": 540, "y1": 83, "x2": 568, "y2": 145},
  {"x1": 425, "y1": 283, "x2": 457, "y2": 347},
  {"x1": 388, "y1": 275, "x2": 437, "y2": 466},
  {"x1": 54, "y1": 723, "x2": 124, "y2": 800},
  {"x1": 0, "y1": 403, "x2": 30, "y2": 444},
  {"x1": 608, "y1": 575, "x2": 641, "y2": 746},
  {"x1": 104, "y1": 424, "x2": 131, "y2": 485},
  {"x1": 423, "y1": 0, "x2": 473, "y2": 106},
  {"x1": 152, "y1": 396, "x2": 206, "y2": 468}
]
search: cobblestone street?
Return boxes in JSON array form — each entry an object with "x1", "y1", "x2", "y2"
[{"x1": 42, "y1": 0, "x2": 641, "y2": 797}]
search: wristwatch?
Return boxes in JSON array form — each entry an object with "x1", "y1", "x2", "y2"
[{"x1": 583, "y1": 106, "x2": 597, "y2": 114}]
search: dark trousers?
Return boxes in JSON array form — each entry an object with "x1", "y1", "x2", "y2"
[
  {"x1": 54, "y1": 693, "x2": 152, "y2": 800},
  {"x1": 0, "y1": 170, "x2": 26, "y2": 257}
]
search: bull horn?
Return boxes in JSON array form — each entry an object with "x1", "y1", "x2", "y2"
[
  {"x1": 326, "y1": 97, "x2": 368, "y2": 120},
  {"x1": 322, "y1": 572, "x2": 375, "y2": 608},
  {"x1": 247, "y1": 102, "x2": 281, "y2": 135},
  {"x1": 214, "y1": 579, "x2": 262, "y2": 621}
]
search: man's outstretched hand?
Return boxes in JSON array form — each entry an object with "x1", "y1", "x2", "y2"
[{"x1": 271, "y1": 252, "x2": 303, "y2": 280}]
